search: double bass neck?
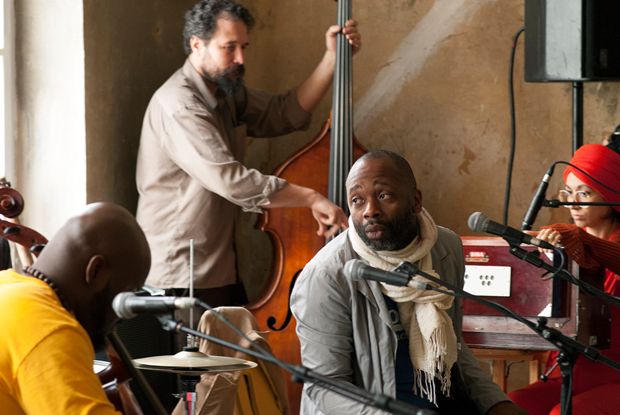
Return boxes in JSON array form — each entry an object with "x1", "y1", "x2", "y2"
[{"x1": 329, "y1": 0, "x2": 354, "y2": 213}]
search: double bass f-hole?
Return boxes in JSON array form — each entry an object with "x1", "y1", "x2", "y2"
[{"x1": 266, "y1": 269, "x2": 302, "y2": 331}]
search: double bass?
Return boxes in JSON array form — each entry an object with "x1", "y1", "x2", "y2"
[{"x1": 245, "y1": 1, "x2": 366, "y2": 413}]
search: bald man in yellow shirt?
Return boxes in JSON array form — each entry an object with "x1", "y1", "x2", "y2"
[{"x1": 0, "y1": 203, "x2": 151, "y2": 414}]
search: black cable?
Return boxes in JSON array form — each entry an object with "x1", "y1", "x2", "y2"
[
  {"x1": 418, "y1": 246, "x2": 620, "y2": 328},
  {"x1": 554, "y1": 161, "x2": 620, "y2": 196},
  {"x1": 504, "y1": 26, "x2": 525, "y2": 225},
  {"x1": 559, "y1": 358, "x2": 574, "y2": 415},
  {"x1": 560, "y1": 267, "x2": 620, "y2": 307},
  {"x1": 185, "y1": 301, "x2": 431, "y2": 414},
  {"x1": 190, "y1": 303, "x2": 370, "y2": 408},
  {"x1": 540, "y1": 246, "x2": 565, "y2": 281},
  {"x1": 507, "y1": 246, "x2": 620, "y2": 307},
  {"x1": 429, "y1": 282, "x2": 535, "y2": 329}
]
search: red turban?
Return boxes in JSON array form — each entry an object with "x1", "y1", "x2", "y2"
[{"x1": 563, "y1": 144, "x2": 620, "y2": 212}]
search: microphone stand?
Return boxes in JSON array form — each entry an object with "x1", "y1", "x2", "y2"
[
  {"x1": 393, "y1": 260, "x2": 620, "y2": 415},
  {"x1": 152, "y1": 310, "x2": 435, "y2": 415},
  {"x1": 543, "y1": 200, "x2": 620, "y2": 208},
  {"x1": 505, "y1": 245, "x2": 620, "y2": 308},
  {"x1": 520, "y1": 159, "x2": 620, "y2": 230}
]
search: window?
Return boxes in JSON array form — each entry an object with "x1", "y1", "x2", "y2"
[{"x1": 0, "y1": 0, "x2": 14, "y2": 179}]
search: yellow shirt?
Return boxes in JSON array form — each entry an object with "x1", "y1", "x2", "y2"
[{"x1": 0, "y1": 269, "x2": 121, "y2": 415}]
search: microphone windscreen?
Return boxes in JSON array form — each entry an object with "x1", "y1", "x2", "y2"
[
  {"x1": 468, "y1": 212, "x2": 488, "y2": 233},
  {"x1": 112, "y1": 291, "x2": 136, "y2": 319},
  {"x1": 344, "y1": 259, "x2": 365, "y2": 281}
]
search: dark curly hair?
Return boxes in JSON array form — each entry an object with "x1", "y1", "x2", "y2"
[{"x1": 183, "y1": 0, "x2": 255, "y2": 55}]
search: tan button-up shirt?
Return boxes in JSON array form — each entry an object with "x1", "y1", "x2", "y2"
[{"x1": 136, "y1": 60, "x2": 311, "y2": 289}]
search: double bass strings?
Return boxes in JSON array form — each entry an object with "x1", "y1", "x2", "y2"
[{"x1": 329, "y1": 0, "x2": 353, "y2": 214}]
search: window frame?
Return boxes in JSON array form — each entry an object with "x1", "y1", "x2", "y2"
[{"x1": 1, "y1": 0, "x2": 15, "y2": 181}]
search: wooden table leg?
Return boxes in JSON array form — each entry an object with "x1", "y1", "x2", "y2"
[
  {"x1": 492, "y1": 359, "x2": 507, "y2": 392},
  {"x1": 471, "y1": 349, "x2": 549, "y2": 392},
  {"x1": 529, "y1": 360, "x2": 539, "y2": 384}
]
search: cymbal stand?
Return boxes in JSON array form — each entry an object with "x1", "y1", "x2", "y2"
[
  {"x1": 187, "y1": 239, "x2": 196, "y2": 349},
  {"x1": 540, "y1": 361, "x2": 559, "y2": 382},
  {"x1": 154, "y1": 311, "x2": 435, "y2": 415},
  {"x1": 179, "y1": 375, "x2": 201, "y2": 415}
]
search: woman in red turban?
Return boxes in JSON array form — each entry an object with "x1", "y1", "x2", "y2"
[{"x1": 509, "y1": 142, "x2": 620, "y2": 415}]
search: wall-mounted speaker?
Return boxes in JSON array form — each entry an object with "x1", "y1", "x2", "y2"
[{"x1": 525, "y1": 0, "x2": 620, "y2": 82}]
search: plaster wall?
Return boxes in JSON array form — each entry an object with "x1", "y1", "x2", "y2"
[
  {"x1": 12, "y1": 1, "x2": 195, "y2": 238},
  {"x1": 83, "y1": 0, "x2": 196, "y2": 211},
  {"x1": 11, "y1": 0, "x2": 620, "y2": 302},
  {"x1": 236, "y1": 0, "x2": 620, "y2": 299},
  {"x1": 13, "y1": 0, "x2": 86, "y2": 239},
  {"x1": 10, "y1": 0, "x2": 612, "y2": 398}
]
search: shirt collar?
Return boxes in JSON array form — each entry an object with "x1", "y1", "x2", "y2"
[{"x1": 182, "y1": 59, "x2": 218, "y2": 110}]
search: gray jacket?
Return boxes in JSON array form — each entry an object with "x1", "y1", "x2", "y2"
[{"x1": 290, "y1": 227, "x2": 509, "y2": 415}]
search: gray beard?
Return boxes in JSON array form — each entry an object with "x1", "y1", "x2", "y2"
[
  {"x1": 353, "y1": 207, "x2": 418, "y2": 252},
  {"x1": 204, "y1": 64, "x2": 245, "y2": 96}
]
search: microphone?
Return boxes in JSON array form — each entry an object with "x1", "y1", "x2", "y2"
[
  {"x1": 468, "y1": 212, "x2": 555, "y2": 250},
  {"x1": 112, "y1": 292, "x2": 199, "y2": 319},
  {"x1": 521, "y1": 165, "x2": 555, "y2": 230},
  {"x1": 343, "y1": 259, "x2": 431, "y2": 290}
]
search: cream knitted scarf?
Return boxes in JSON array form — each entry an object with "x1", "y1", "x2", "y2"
[{"x1": 348, "y1": 208, "x2": 457, "y2": 405}]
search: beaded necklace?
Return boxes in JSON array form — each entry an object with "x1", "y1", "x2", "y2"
[{"x1": 23, "y1": 266, "x2": 72, "y2": 313}]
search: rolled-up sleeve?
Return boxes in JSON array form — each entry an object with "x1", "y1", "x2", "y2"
[{"x1": 161, "y1": 102, "x2": 288, "y2": 213}]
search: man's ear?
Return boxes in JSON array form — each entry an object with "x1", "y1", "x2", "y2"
[
  {"x1": 85, "y1": 254, "x2": 108, "y2": 291},
  {"x1": 411, "y1": 188, "x2": 423, "y2": 214},
  {"x1": 190, "y1": 35, "x2": 205, "y2": 55}
]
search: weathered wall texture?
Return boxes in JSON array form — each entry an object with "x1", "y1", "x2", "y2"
[
  {"x1": 236, "y1": 0, "x2": 620, "y2": 299},
  {"x1": 12, "y1": 0, "x2": 620, "y2": 301},
  {"x1": 14, "y1": 0, "x2": 86, "y2": 239},
  {"x1": 83, "y1": 0, "x2": 196, "y2": 210},
  {"x1": 13, "y1": 1, "x2": 195, "y2": 238},
  {"x1": 13, "y1": 0, "x2": 608, "y2": 394}
]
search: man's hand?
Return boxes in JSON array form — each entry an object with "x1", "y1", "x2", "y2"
[
  {"x1": 265, "y1": 184, "x2": 348, "y2": 238},
  {"x1": 309, "y1": 194, "x2": 349, "y2": 238},
  {"x1": 486, "y1": 401, "x2": 530, "y2": 415},
  {"x1": 326, "y1": 20, "x2": 361, "y2": 55},
  {"x1": 297, "y1": 20, "x2": 361, "y2": 112}
]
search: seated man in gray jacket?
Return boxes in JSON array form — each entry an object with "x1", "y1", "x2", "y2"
[{"x1": 290, "y1": 150, "x2": 529, "y2": 415}]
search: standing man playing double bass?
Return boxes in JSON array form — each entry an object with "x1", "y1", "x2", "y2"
[{"x1": 136, "y1": 0, "x2": 361, "y2": 307}]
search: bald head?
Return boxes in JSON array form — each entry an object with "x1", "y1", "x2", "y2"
[
  {"x1": 37, "y1": 203, "x2": 150, "y2": 282},
  {"x1": 33, "y1": 203, "x2": 151, "y2": 347},
  {"x1": 346, "y1": 150, "x2": 422, "y2": 251},
  {"x1": 349, "y1": 150, "x2": 417, "y2": 193}
]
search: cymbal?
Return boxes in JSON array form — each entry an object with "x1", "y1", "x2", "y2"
[
  {"x1": 133, "y1": 350, "x2": 257, "y2": 375},
  {"x1": 93, "y1": 360, "x2": 109, "y2": 374}
]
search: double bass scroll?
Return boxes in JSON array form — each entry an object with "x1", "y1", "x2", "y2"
[{"x1": 0, "y1": 183, "x2": 48, "y2": 261}]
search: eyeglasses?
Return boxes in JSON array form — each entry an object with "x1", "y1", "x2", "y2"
[{"x1": 558, "y1": 190, "x2": 592, "y2": 208}]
